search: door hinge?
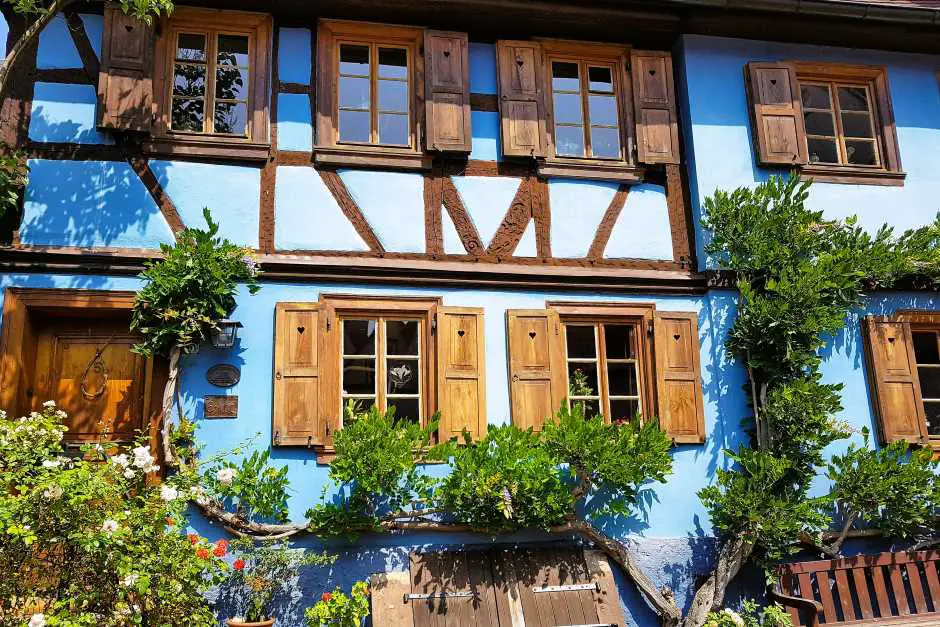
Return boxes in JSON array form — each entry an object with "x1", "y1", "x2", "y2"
[
  {"x1": 532, "y1": 583, "x2": 599, "y2": 593},
  {"x1": 404, "y1": 591, "x2": 474, "y2": 602}
]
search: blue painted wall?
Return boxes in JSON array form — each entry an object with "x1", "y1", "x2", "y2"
[{"x1": 678, "y1": 35, "x2": 940, "y2": 269}]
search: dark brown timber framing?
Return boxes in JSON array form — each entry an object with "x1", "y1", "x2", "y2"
[
  {"x1": 259, "y1": 25, "x2": 281, "y2": 254},
  {"x1": 64, "y1": 11, "x2": 100, "y2": 82},
  {"x1": 588, "y1": 185, "x2": 629, "y2": 261},
  {"x1": 318, "y1": 170, "x2": 385, "y2": 252}
]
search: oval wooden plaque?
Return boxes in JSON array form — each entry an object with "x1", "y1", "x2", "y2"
[{"x1": 206, "y1": 364, "x2": 241, "y2": 388}]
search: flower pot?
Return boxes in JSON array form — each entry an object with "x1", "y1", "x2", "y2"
[{"x1": 226, "y1": 619, "x2": 274, "y2": 627}]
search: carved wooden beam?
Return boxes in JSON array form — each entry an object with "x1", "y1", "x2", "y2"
[
  {"x1": 423, "y1": 169, "x2": 444, "y2": 256},
  {"x1": 441, "y1": 176, "x2": 484, "y2": 256},
  {"x1": 486, "y1": 176, "x2": 532, "y2": 258}
]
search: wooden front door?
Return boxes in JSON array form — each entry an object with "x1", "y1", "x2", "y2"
[{"x1": 31, "y1": 316, "x2": 151, "y2": 443}]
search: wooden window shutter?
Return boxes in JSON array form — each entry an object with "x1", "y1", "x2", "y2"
[
  {"x1": 745, "y1": 62, "x2": 809, "y2": 166},
  {"x1": 273, "y1": 302, "x2": 333, "y2": 446},
  {"x1": 654, "y1": 311, "x2": 705, "y2": 443},
  {"x1": 506, "y1": 309, "x2": 566, "y2": 431},
  {"x1": 424, "y1": 30, "x2": 471, "y2": 153},
  {"x1": 631, "y1": 50, "x2": 681, "y2": 165},
  {"x1": 408, "y1": 551, "x2": 502, "y2": 624},
  {"x1": 863, "y1": 316, "x2": 929, "y2": 445},
  {"x1": 496, "y1": 40, "x2": 547, "y2": 157},
  {"x1": 436, "y1": 307, "x2": 487, "y2": 441},
  {"x1": 97, "y1": 5, "x2": 154, "y2": 132}
]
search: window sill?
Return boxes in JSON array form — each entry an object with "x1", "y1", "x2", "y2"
[
  {"x1": 143, "y1": 135, "x2": 271, "y2": 163},
  {"x1": 275, "y1": 444, "x2": 449, "y2": 465},
  {"x1": 314, "y1": 146, "x2": 433, "y2": 172},
  {"x1": 800, "y1": 165, "x2": 906, "y2": 187},
  {"x1": 537, "y1": 158, "x2": 645, "y2": 183}
]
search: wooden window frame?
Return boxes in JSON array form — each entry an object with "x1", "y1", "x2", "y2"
[
  {"x1": 548, "y1": 302, "x2": 656, "y2": 424},
  {"x1": 315, "y1": 20, "x2": 430, "y2": 171},
  {"x1": 793, "y1": 62, "x2": 904, "y2": 186},
  {"x1": 0, "y1": 288, "x2": 166, "y2": 459},
  {"x1": 148, "y1": 7, "x2": 273, "y2": 162},
  {"x1": 892, "y1": 310, "x2": 940, "y2": 451},
  {"x1": 538, "y1": 40, "x2": 641, "y2": 182}
]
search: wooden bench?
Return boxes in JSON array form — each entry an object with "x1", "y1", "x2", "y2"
[{"x1": 771, "y1": 550, "x2": 940, "y2": 626}]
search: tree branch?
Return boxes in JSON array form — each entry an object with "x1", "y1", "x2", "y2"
[
  {"x1": 160, "y1": 345, "x2": 182, "y2": 466},
  {"x1": 0, "y1": 0, "x2": 77, "y2": 101}
]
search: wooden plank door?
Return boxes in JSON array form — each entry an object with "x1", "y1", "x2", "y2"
[{"x1": 409, "y1": 550, "x2": 502, "y2": 626}]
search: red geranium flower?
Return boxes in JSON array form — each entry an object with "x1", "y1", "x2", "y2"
[
  {"x1": 187, "y1": 533, "x2": 199, "y2": 545},
  {"x1": 215, "y1": 539, "x2": 229, "y2": 551},
  {"x1": 233, "y1": 558, "x2": 246, "y2": 571},
  {"x1": 196, "y1": 548, "x2": 210, "y2": 559},
  {"x1": 165, "y1": 517, "x2": 175, "y2": 526},
  {"x1": 213, "y1": 545, "x2": 226, "y2": 558},
  {"x1": 321, "y1": 592, "x2": 333, "y2": 602}
]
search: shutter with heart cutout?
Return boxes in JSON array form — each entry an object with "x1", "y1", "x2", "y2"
[{"x1": 506, "y1": 309, "x2": 566, "y2": 431}]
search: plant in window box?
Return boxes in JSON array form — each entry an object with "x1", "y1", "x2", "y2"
[
  {"x1": 131, "y1": 207, "x2": 260, "y2": 465},
  {"x1": 221, "y1": 538, "x2": 334, "y2": 627}
]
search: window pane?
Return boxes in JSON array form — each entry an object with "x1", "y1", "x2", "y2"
[
  {"x1": 565, "y1": 325, "x2": 596, "y2": 358},
  {"x1": 215, "y1": 66, "x2": 249, "y2": 101},
  {"x1": 388, "y1": 397, "x2": 420, "y2": 423},
  {"x1": 837, "y1": 86, "x2": 869, "y2": 112},
  {"x1": 588, "y1": 66, "x2": 613, "y2": 93},
  {"x1": 590, "y1": 127, "x2": 620, "y2": 159},
  {"x1": 920, "y1": 366, "x2": 940, "y2": 399},
  {"x1": 378, "y1": 80, "x2": 408, "y2": 113},
  {"x1": 378, "y1": 48, "x2": 408, "y2": 79},
  {"x1": 171, "y1": 98, "x2": 204, "y2": 131},
  {"x1": 913, "y1": 332, "x2": 940, "y2": 364},
  {"x1": 800, "y1": 84, "x2": 830, "y2": 109},
  {"x1": 610, "y1": 399, "x2": 640, "y2": 423},
  {"x1": 573, "y1": 398, "x2": 600, "y2": 419},
  {"x1": 551, "y1": 61, "x2": 580, "y2": 92},
  {"x1": 339, "y1": 44, "x2": 370, "y2": 75},
  {"x1": 804, "y1": 111, "x2": 835, "y2": 136},
  {"x1": 807, "y1": 138, "x2": 838, "y2": 164},
  {"x1": 342, "y1": 358, "x2": 376, "y2": 395},
  {"x1": 339, "y1": 76, "x2": 370, "y2": 109},
  {"x1": 555, "y1": 125, "x2": 585, "y2": 157},
  {"x1": 387, "y1": 358, "x2": 419, "y2": 395},
  {"x1": 339, "y1": 110, "x2": 371, "y2": 143},
  {"x1": 386, "y1": 320, "x2": 419, "y2": 356},
  {"x1": 841, "y1": 112, "x2": 873, "y2": 139},
  {"x1": 173, "y1": 65, "x2": 206, "y2": 97},
  {"x1": 379, "y1": 113, "x2": 409, "y2": 146},
  {"x1": 608, "y1": 363, "x2": 639, "y2": 397},
  {"x1": 845, "y1": 140, "x2": 876, "y2": 165},
  {"x1": 568, "y1": 362, "x2": 598, "y2": 396},
  {"x1": 926, "y1": 402, "x2": 940, "y2": 436},
  {"x1": 176, "y1": 33, "x2": 206, "y2": 62},
  {"x1": 343, "y1": 319, "x2": 376, "y2": 355},
  {"x1": 214, "y1": 101, "x2": 248, "y2": 135},
  {"x1": 604, "y1": 325, "x2": 635, "y2": 359},
  {"x1": 217, "y1": 34, "x2": 249, "y2": 66},
  {"x1": 553, "y1": 92, "x2": 583, "y2": 125},
  {"x1": 589, "y1": 95, "x2": 618, "y2": 127}
]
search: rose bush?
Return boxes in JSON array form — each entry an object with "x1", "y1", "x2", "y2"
[{"x1": 0, "y1": 404, "x2": 227, "y2": 626}]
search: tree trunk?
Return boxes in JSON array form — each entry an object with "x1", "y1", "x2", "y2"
[
  {"x1": 681, "y1": 536, "x2": 754, "y2": 627},
  {"x1": 160, "y1": 345, "x2": 181, "y2": 466}
]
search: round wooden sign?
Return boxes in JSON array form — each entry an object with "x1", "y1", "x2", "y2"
[{"x1": 206, "y1": 364, "x2": 241, "y2": 388}]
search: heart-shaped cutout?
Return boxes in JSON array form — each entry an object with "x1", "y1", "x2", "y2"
[
  {"x1": 649, "y1": 69, "x2": 656, "y2": 76},
  {"x1": 888, "y1": 336, "x2": 895, "y2": 343},
  {"x1": 673, "y1": 333, "x2": 681, "y2": 341},
  {"x1": 443, "y1": 50, "x2": 450, "y2": 57},
  {"x1": 297, "y1": 326, "x2": 305, "y2": 335},
  {"x1": 516, "y1": 57, "x2": 525, "y2": 66},
  {"x1": 770, "y1": 79, "x2": 777, "y2": 85},
  {"x1": 457, "y1": 329, "x2": 465, "y2": 337},
  {"x1": 124, "y1": 24, "x2": 134, "y2": 33},
  {"x1": 529, "y1": 331, "x2": 537, "y2": 339}
]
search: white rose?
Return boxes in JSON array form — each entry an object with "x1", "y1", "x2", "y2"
[
  {"x1": 101, "y1": 519, "x2": 119, "y2": 535},
  {"x1": 160, "y1": 485, "x2": 179, "y2": 502},
  {"x1": 110, "y1": 453, "x2": 130, "y2": 468},
  {"x1": 216, "y1": 468, "x2": 236, "y2": 486},
  {"x1": 722, "y1": 609, "x2": 745, "y2": 627},
  {"x1": 132, "y1": 446, "x2": 154, "y2": 469},
  {"x1": 28, "y1": 613, "x2": 46, "y2": 627},
  {"x1": 121, "y1": 573, "x2": 139, "y2": 588},
  {"x1": 42, "y1": 485, "x2": 63, "y2": 500},
  {"x1": 42, "y1": 400, "x2": 56, "y2": 408},
  {"x1": 41, "y1": 459, "x2": 60, "y2": 469},
  {"x1": 123, "y1": 468, "x2": 136, "y2": 479}
]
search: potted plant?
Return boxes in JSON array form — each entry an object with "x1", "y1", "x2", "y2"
[{"x1": 224, "y1": 538, "x2": 333, "y2": 627}]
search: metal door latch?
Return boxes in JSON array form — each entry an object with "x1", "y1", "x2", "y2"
[
  {"x1": 404, "y1": 591, "x2": 474, "y2": 602},
  {"x1": 532, "y1": 582, "x2": 599, "y2": 593}
]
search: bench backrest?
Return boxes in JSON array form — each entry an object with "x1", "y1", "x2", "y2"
[{"x1": 778, "y1": 550, "x2": 940, "y2": 626}]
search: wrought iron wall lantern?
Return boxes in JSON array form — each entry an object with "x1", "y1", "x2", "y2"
[{"x1": 210, "y1": 319, "x2": 243, "y2": 350}]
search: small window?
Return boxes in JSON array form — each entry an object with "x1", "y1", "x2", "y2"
[
  {"x1": 337, "y1": 44, "x2": 411, "y2": 146},
  {"x1": 149, "y1": 8, "x2": 272, "y2": 160},
  {"x1": 340, "y1": 316, "x2": 423, "y2": 424},
  {"x1": 800, "y1": 82, "x2": 880, "y2": 167},
  {"x1": 912, "y1": 330, "x2": 940, "y2": 437},
  {"x1": 563, "y1": 321, "x2": 643, "y2": 422},
  {"x1": 550, "y1": 61, "x2": 621, "y2": 160}
]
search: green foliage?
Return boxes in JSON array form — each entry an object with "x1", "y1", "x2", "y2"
[
  {"x1": 0, "y1": 147, "x2": 26, "y2": 221},
  {"x1": 224, "y1": 538, "x2": 333, "y2": 622},
  {"x1": 131, "y1": 208, "x2": 260, "y2": 357},
  {"x1": 304, "y1": 581, "x2": 371, "y2": 627},
  {"x1": 827, "y1": 428, "x2": 940, "y2": 539},
  {"x1": 6, "y1": 0, "x2": 172, "y2": 22},
  {"x1": 0, "y1": 403, "x2": 225, "y2": 626},
  {"x1": 542, "y1": 403, "x2": 672, "y2": 518},
  {"x1": 203, "y1": 449, "x2": 290, "y2": 523},
  {"x1": 700, "y1": 173, "x2": 940, "y2": 573},
  {"x1": 438, "y1": 424, "x2": 573, "y2": 532},
  {"x1": 705, "y1": 600, "x2": 792, "y2": 627}
]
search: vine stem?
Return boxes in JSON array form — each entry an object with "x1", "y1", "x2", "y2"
[
  {"x1": 0, "y1": 0, "x2": 78, "y2": 101},
  {"x1": 160, "y1": 345, "x2": 181, "y2": 466}
]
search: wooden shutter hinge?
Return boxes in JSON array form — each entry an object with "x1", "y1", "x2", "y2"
[
  {"x1": 273, "y1": 430, "x2": 280, "y2": 445},
  {"x1": 431, "y1": 313, "x2": 438, "y2": 334}
]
